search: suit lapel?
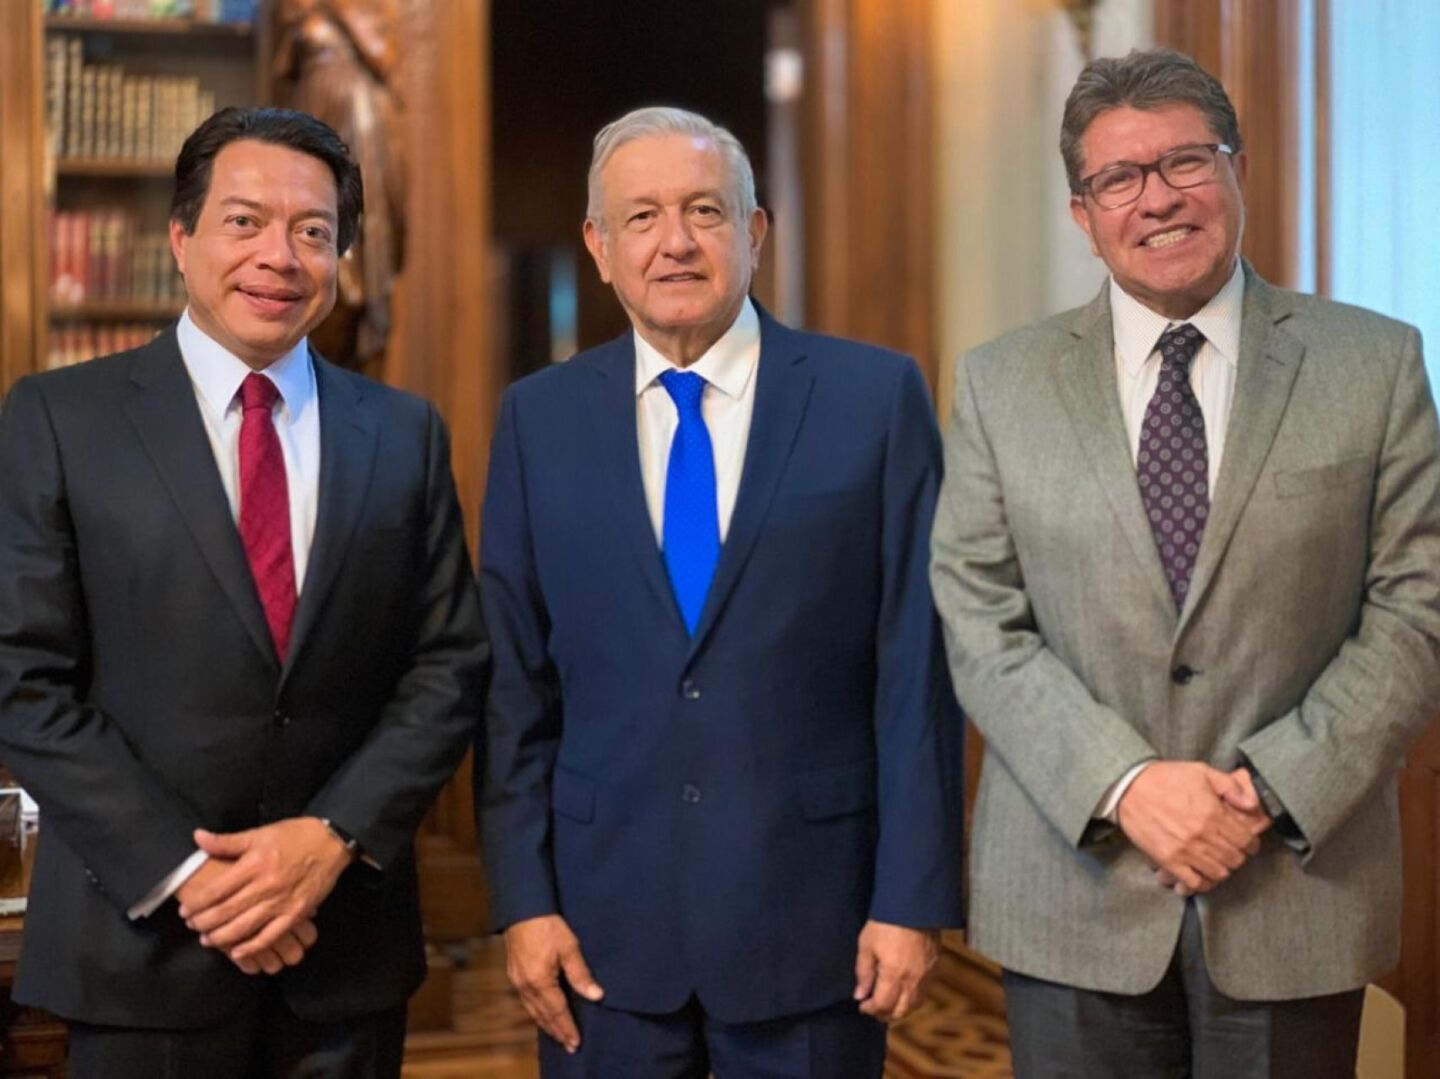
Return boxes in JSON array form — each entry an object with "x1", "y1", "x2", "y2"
[
  {"x1": 1178, "y1": 270, "x2": 1304, "y2": 633},
  {"x1": 584, "y1": 335, "x2": 679, "y2": 620},
  {"x1": 687, "y1": 313, "x2": 814, "y2": 659},
  {"x1": 122, "y1": 329, "x2": 278, "y2": 670},
  {"x1": 282, "y1": 354, "x2": 378, "y2": 681},
  {"x1": 1055, "y1": 288, "x2": 1176, "y2": 615}
]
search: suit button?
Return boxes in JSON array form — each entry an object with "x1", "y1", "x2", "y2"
[
  {"x1": 273, "y1": 710, "x2": 290, "y2": 727},
  {"x1": 680, "y1": 679, "x2": 701, "y2": 701},
  {"x1": 1171, "y1": 665, "x2": 1196, "y2": 685},
  {"x1": 681, "y1": 784, "x2": 702, "y2": 804}
]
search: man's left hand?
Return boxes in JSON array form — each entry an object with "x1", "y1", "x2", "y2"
[
  {"x1": 1155, "y1": 767, "x2": 1271, "y2": 895},
  {"x1": 853, "y1": 920, "x2": 939, "y2": 1023},
  {"x1": 178, "y1": 817, "x2": 355, "y2": 960}
]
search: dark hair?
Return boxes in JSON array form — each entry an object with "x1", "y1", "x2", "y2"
[
  {"x1": 169, "y1": 107, "x2": 363, "y2": 255},
  {"x1": 1061, "y1": 48, "x2": 1243, "y2": 195}
]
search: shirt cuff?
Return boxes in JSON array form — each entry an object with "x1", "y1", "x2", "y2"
[
  {"x1": 127, "y1": 849, "x2": 209, "y2": 920},
  {"x1": 1095, "y1": 760, "x2": 1155, "y2": 823}
]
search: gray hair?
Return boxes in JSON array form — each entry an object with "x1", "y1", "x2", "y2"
[
  {"x1": 586, "y1": 106, "x2": 757, "y2": 225},
  {"x1": 1061, "y1": 48, "x2": 1243, "y2": 195}
]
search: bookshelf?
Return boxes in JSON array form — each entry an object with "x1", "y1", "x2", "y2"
[{"x1": 36, "y1": 2, "x2": 271, "y2": 372}]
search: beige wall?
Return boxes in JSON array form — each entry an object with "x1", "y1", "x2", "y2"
[{"x1": 931, "y1": 0, "x2": 1151, "y2": 417}]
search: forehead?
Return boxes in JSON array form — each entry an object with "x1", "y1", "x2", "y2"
[
  {"x1": 1080, "y1": 103, "x2": 1220, "y2": 168},
  {"x1": 204, "y1": 139, "x2": 338, "y2": 211},
  {"x1": 599, "y1": 133, "x2": 732, "y2": 203}
]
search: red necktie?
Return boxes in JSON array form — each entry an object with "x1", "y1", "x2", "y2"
[{"x1": 238, "y1": 373, "x2": 296, "y2": 659}]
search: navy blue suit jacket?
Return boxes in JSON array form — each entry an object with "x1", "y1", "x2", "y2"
[{"x1": 478, "y1": 309, "x2": 963, "y2": 1023}]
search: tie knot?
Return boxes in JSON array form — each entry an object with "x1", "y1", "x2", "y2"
[
  {"x1": 1156, "y1": 322, "x2": 1204, "y2": 370},
  {"x1": 659, "y1": 369, "x2": 707, "y2": 415},
  {"x1": 240, "y1": 373, "x2": 280, "y2": 413}
]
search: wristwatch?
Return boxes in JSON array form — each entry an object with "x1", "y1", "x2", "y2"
[{"x1": 320, "y1": 817, "x2": 361, "y2": 857}]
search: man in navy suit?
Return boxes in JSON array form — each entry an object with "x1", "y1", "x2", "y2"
[{"x1": 478, "y1": 106, "x2": 963, "y2": 1078}]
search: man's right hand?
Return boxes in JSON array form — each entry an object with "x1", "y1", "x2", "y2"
[
  {"x1": 175, "y1": 857, "x2": 318, "y2": 975},
  {"x1": 1116, "y1": 761, "x2": 1270, "y2": 894},
  {"x1": 503, "y1": 914, "x2": 604, "y2": 1054}
]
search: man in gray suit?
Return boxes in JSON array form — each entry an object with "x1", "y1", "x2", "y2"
[{"x1": 931, "y1": 48, "x2": 1440, "y2": 1077}]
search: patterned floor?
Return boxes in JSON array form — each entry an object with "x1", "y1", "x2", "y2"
[{"x1": 403, "y1": 938, "x2": 1013, "y2": 1078}]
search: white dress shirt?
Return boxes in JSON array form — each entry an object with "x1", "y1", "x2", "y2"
[
  {"x1": 1095, "y1": 261, "x2": 1246, "y2": 822},
  {"x1": 129, "y1": 310, "x2": 321, "y2": 918},
  {"x1": 634, "y1": 297, "x2": 762, "y2": 544}
]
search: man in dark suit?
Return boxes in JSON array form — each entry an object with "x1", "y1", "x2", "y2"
[
  {"x1": 0, "y1": 108, "x2": 487, "y2": 1077},
  {"x1": 478, "y1": 106, "x2": 963, "y2": 1078}
]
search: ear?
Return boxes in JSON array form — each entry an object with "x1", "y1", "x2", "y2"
[
  {"x1": 582, "y1": 217, "x2": 612, "y2": 284},
  {"x1": 1231, "y1": 149, "x2": 1249, "y2": 190},
  {"x1": 1069, "y1": 195, "x2": 1101, "y2": 258},
  {"x1": 746, "y1": 206, "x2": 769, "y2": 267},
  {"x1": 168, "y1": 218, "x2": 189, "y2": 276}
]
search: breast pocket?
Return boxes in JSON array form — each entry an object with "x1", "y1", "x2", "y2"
[{"x1": 1272, "y1": 456, "x2": 1371, "y2": 499}]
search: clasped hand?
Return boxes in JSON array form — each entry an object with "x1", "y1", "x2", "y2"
[
  {"x1": 176, "y1": 816, "x2": 354, "y2": 976},
  {"x1": 1116, "y1": 761, "x2": 1272, "y2": 896}
]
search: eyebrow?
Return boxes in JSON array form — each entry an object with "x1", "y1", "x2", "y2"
[
  {"x1": 619, "y1": 190, "x2": 728, "y2": 208},
  {"x1": 1093, "y1": 142, "x2": 1214, "y2": 171},
  {"x1": 218, "y1": 196, "x2": 337, "y2": 222}
]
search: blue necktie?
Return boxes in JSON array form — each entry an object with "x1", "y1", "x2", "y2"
[{"x1": 659, "y1": 370, "x2": 720, "y2": 635}]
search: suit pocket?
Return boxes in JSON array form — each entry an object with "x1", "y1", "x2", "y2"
[
  {"x1": 799, "y1": 761, "x2": 877, "y2": 820},
  {"x1": 1273, "y1": 456, "x2": 1370, "y2": 498},
  {"x1": 551, "y1": 767, "x2": 596, "y2": 824}
]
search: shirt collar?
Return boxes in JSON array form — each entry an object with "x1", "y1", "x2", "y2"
[
  {"x1": 633, "y1": 297, "x2": 761, "y2": 400},
  {"x1": 177, "y1": 308, "x2": 315, "y2": 424},
  {"x1": 1110, "y1": 259, "x2": 1245, "y2": 377}
]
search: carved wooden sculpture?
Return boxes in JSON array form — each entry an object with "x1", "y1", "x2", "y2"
[{"x1": 275, "y1": 0, "x2": 405, "y2": 372}]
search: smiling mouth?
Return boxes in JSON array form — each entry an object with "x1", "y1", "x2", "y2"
[
  {"x1": 1142, "y1": 227, "x2": 1196, "y2": 249},
  {"x1": 238, "y1": 286, "x2": 304, "y2": 313},
  {"x1": 655, "y1": 273, "x2": 705, "y2": 284}
]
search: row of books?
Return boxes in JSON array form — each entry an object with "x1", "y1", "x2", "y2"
[
  {"x1": 42, "y1": 0, "x2": 258, "y2": 22},
  {"x1": 51, "y1": 210, "x2": 184, "y2": 307},
  {"x1": 47, "y1": 35, "x2": 217, "y2": 163},
  {"x1": 48, "y1": 323, "x2": 164, "y2": 370}
]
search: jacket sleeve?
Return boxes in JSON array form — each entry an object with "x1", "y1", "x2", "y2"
[
  {"x1": 930, "y1": 350, "x2": 1160, "y2": 849},
  {"x1": 474, "y1": 388, "x2": 563, "y2": 929},
  {"x1": 867, "y1": 360, "x2": 966, "y2": 929},
  {"x1": 1241, "y1": 326, "x2": 1440, "y2": 858},
  {"x1": 0, "y1": 376, "x2": 201, "y2": 910},
  {"x1": 304, "y1": 403, "x2": 490, "y2": 869}
]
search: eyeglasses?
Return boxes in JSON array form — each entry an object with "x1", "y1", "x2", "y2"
[{"x1": 1079, "y1": 143, "x2": 1234, "y2": 209}]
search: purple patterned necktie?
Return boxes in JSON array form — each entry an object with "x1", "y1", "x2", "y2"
[{"x1": 1137, "y1": 322, "x2": 1208, "y2": 611}]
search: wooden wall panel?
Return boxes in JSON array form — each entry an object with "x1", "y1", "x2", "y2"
[
  {"x1": 801, "y1": 0, "x2": 936, "y2": 389},
  {"x1": 1154, "y1": 0, "x2": 1301, "y2": 289},
  {"x1": 0, "y1": 1, "x2": 46, "y2": 393},
  {"x1": 1393, "y1": 718, "x2": 1440, "y2": 1079},
  {"x1": 388, "y1": 0, "x2": 495, "y2": 942}
]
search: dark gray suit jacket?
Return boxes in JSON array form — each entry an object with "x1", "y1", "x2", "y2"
[{"x1": 0, "y1": 327, "x2": 488, "y2": 1027}]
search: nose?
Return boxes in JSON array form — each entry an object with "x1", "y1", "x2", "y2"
[
  {"x1": 254, "y1": 224, "x2": 301, "y2": 272},
  {"x1": 1135, "y1": 167, "x2": 1183, "y2": 216},
  {"x1": 658, "y1": 211, "x2": 697, "y2": 258}
]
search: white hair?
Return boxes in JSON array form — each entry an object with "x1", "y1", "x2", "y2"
[{"x1": 585, "y1": 106, "x2": 757, "y2": 226}]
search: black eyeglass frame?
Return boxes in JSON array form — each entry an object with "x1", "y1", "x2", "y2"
[{"x1": 1078, "y1": 143, "x2": 1236, "y2": 208}]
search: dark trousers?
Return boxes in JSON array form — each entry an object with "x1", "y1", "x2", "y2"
[
  {"x1": 1003, "y1": 902, "x2": 1364, "y2": 1079},
  {"x1": 538, "y1": 994, "x2": 888, "y2": 1079},
  {"x1": 67, "y1": 982, "x2": 407, "y2": 1079}
]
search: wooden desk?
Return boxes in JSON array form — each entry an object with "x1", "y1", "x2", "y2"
[{"x1": 0, "y1": 917, "x2": 67, "y2": 1078}]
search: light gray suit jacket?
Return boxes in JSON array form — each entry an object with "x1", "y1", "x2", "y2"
[{"x1": 931, "y1": 264, "x2": 1440, "y2": 1000}]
